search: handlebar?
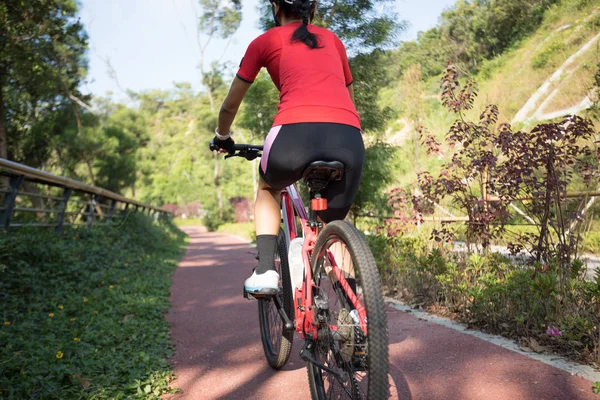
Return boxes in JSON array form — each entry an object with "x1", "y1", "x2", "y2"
[{"x1": 209, "y1": 139, "x2": 264, "y2": 161}]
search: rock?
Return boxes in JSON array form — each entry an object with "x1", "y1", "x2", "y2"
[{"x1": 529, "y1": 337, "x2": 545, "y2": 353}]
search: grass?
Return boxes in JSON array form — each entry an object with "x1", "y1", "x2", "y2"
[
  {"x1": 216, "y1": 222, "x2": 255, "y2": 242},
  {"x1": 0, "y1": 214, "x2": 187, "y2": 399},
  {"x1": 173, "y1": 218, "x2": 204, "y2": 228}
]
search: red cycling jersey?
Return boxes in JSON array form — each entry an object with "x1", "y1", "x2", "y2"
[{"x1": 236, "y1": 22, "x2": 361, "y2": 130}]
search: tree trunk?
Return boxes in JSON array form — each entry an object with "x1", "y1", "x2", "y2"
[{"x1": 0, "y1": 71, "x2": 7, "y2": 160}]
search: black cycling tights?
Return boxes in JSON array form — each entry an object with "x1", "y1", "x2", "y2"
[{"x1": 259, "y1": 122, "x2": 365, "y2": 223}]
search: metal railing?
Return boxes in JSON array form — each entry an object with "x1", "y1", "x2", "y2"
[{"x1": 0, "y1": 158, "x2": 170, "y2": 233}]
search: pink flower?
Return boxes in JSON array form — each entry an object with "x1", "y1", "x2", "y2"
[{"x1": 546, "y1": 326, "x2": 562, "y2": 337}]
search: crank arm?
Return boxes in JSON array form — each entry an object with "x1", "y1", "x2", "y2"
[
  {"x1": 300, "y1": 342, "x2": 349, "y2": 383},
  {"x1": 273, "y1": 294, "x2": 295, "y2": 331}
]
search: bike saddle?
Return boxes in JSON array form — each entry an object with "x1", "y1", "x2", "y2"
[{"x1": 302, "y1": 161, "x2": 344, "y2": 192}]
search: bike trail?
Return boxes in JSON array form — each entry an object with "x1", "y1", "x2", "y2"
[{"x1": 166, "y1": 227, "x2": 598, "y2": 400}]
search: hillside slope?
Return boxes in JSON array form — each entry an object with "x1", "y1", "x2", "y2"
[{"x1": 381, "y1": 1, "x2": 600, "y2": 188}]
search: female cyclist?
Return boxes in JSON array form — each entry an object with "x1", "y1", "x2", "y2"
[{"x1": 213, "y1": 0, "x2": 364, "y2": 296}]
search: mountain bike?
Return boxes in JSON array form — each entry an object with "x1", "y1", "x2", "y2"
[{"x1": 211, "y1": 141, "x2": 389, "y2": 399}]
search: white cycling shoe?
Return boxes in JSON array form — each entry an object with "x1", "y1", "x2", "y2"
[{"x1": 243, "y1": 270, "x2": 279, "y2": 298}]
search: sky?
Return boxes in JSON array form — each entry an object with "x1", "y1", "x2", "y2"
[{"x1": 80, "y1": 0, "x2": 456, "y2": 98}]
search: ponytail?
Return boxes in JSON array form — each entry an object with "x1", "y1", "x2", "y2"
[
  {"x1": 279, "y1": 0, "x2": 321, "y2": 49},
  {"x1": 291, "y1": 25, "x2": 320, "y2": 49}
]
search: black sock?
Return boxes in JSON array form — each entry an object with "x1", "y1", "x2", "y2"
[{"x1": 256, "y1": 234, "x2": 278, "y2": 274}]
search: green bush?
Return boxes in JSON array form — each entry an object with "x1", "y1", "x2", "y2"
[
  {"x1": 369, "y1": 232, "x2": 599, "y2": 363},
  {"x1": 582, "y1": 231, "x2": 600, "y2": 254},
  {"x1": 0, "y1": 214, "x2": 186, "y2": 399},
  {"x1": 202, "y1": 208, "x2": 233, "y2": 232},
  {"x1": 532, "y1": 40, "x2": 563, "y2": 69}
]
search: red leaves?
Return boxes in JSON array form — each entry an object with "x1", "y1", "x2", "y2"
[
  {"x1": 441, "y1": 62, "x2": 478, "y2": 114},
  {"x1": 383, "y1": 188, "x2": 422, "y2": 237}
]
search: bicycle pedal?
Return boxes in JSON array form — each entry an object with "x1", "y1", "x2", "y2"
[{"x1": 243, "y1": 288, "x2": 277, "y2": 300}]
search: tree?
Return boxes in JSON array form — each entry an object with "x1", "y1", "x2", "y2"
[
  {"x1": 0, "y1": 0, "x2": 88, "y2": 163},
  {"x1": 237, "y1": 71, "x2": 279, "y2": 140},
  {"x1": 194, "y1": 0, "x2": 242, "y2": 111}
]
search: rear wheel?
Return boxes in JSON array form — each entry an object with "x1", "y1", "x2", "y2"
[
  {"x1": 258, "y1": 229, "x2": 294, "y2": 369},
  {"x1": 307, "y1": 221, "x2": 389, "y2": 399}
]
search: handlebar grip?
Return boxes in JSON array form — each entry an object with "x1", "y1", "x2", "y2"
[{"x1": 209, "y1": 139, "x2": 220, "y2": 152}]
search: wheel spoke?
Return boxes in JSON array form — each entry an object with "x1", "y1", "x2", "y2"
[
  {"x1": 311, "y1": 236, "x2": 370, "y2": 399},
  {"x1": 257, "y1": 229, "x2": 294, "y2": 369}
]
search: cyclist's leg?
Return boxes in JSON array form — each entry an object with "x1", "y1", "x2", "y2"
[
  {"x1": 253, "y1": 177, "x2": 281, "y2": 275},
  {"x1": 245, "y1": 125, "x2": 304, "y2": 293}
]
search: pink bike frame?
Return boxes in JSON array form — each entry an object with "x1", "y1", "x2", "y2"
[{"x1": 280, "y1": 185, "x2": 368, "y2": 339}]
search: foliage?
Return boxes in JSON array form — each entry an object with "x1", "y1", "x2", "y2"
[
  {"x1": 0, "y1": 0, "x2": 88, "y2": 162},
  {"x1": 410, "y1": 63, "x2": 599, "y2": 266},
  {"x1": 387, "y1": 0, "x2": 559, "y2": 80},
  {"x1": 236, "y1": 71, "x2": 279, "y2": 140},
  {"x1": 368, "y1": 232, "x2": 600, "y2": 366},
  {"x1": 412, "y1": 63, "x2": 511, "y2": 248},
  {"x1": 349, "y1": 141, "x2": 400, "y2": 223},
  {"x1": 593, "y1": 381, "x2": 600, "y2": 395},
  {"x1": 0, "y1": 214, "x2": 186, "y2": 399}
]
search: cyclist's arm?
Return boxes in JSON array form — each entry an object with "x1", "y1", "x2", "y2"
[
  {"x1": 218, "y1": 77, "x2": 252, "y2": 135},
  {"x1": 218, "y1": 35, "x2": 263, "y2": 136}
]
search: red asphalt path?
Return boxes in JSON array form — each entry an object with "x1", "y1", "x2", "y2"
[{"x1": 167, "y1": 227, "x2": 597, "y2": 400}]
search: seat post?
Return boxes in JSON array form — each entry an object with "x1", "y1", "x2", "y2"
[
  {"x1": 302, "y1": 160, "x2": 345, "y2": 228},
  {"x1": 308, "y1": 191, "x2": 325, "y2": 229}
]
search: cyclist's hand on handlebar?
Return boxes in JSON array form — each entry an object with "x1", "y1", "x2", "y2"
[{"x1": 210, "y1": 136, "x2": 235, "y2": 154}]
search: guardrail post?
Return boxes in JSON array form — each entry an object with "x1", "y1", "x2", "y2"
[
  {"x1": 0, "y1": 175, "x2": 25, "y2": 231},
  {"x1": 54, "y1": 188, "x2": 72, "y2": 234},
  {"x1": 87, "y1": 195, "x2": 96, "y2": 230},
  {"x1": 107, "y1": 199, "x2": 117, "y2": 224},
  {"x1": 122, "y1": 203, "x2": 130, "y2": 221}
]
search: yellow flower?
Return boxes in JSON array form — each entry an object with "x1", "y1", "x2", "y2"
[
  {"x1": 93, "y1": 310, "x2": 98, "y2": 315},
  {"x1": 124, "y1": 263, "x2": 128, "y2": 267},
  {"x1": 73, "y1": 337, "x2": 80, "y2": 342},
  {"x1": 4, "y1": 321, "x2": 11, "y2": 325},
  {"x1": 123, "y1": 277, "x2": 127, "y2": 281},
  {"x1": 109, "y1": 285, "x2": 114, "y2": 290},
  {"x1": 100, "y1": 281, "x2": 105, "y2": 285},
  {"x1": 92, "y1": 296, "x2": 97, "y2": 299},
  {"x1": 48, "y1": 313, "x2": 54, "y2": 318},
  {"x1": 56, "y1": 351, "x2": 64, "y2": 359},
  {"x1": 116, "y1": 280, "x2": 120, "y2": 284},
  {"x1": 70, "y1": 318, "x2": 76, "y2": 322},
  {"x1": 58, "y1": 305, "x2": 64, "y2": 310},
  {"x1": 83, "y1": 297, "x2": 88, "y2": 303}
]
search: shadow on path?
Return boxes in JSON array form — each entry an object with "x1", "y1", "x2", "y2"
[{"x1": 167, "y1": 227, "x2": 596, "y2": 400}]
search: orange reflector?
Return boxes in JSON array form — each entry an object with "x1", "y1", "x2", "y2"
[{"x1": 311, "y1": 198, "x2": 328, "y2": 211}]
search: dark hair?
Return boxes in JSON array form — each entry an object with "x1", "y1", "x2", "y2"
[{"x1": 277, "y1": 0, "x2": 321, "y2": 49}]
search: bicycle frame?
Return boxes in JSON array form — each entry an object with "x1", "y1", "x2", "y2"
[{"x1": 280, "y1": 185, "x2": 368, "y2": 340}]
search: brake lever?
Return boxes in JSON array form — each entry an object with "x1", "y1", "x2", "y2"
[{"x1": 244, "y1": 152, "x2": 261, "y2": 161}]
